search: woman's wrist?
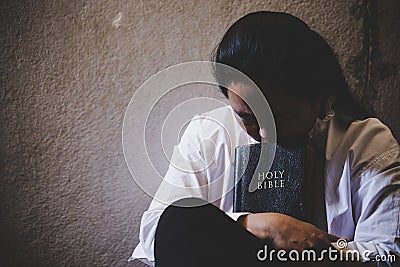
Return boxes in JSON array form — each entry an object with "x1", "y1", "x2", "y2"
[
  {"x1": 242, "y1": 213, "x2": 279, "y2": 241},
  {"x1": 237, "y1": 214, "x2": 248, "y2": 228}
]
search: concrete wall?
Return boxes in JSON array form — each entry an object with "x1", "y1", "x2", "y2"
[{"x1": 1, "y1": 0, "x2": 399, "y2": 266}]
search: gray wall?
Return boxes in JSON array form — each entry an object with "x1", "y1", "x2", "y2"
[{"x1": 1, "y1": 0, "x2": 399, "y2": 266}]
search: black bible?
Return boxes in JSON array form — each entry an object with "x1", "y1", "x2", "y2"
[{"x1": 233, "y1": 143, "x2": 307, "y2": 220}]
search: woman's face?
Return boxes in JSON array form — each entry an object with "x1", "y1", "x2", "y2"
[{"x1": 227, "y1": 83, "x2": 321, "y2": 147}]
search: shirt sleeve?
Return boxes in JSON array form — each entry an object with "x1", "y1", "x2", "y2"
[
  {"x1": 129, "y1": 114, "x2": 245, "y2": 265},
  {"x1": 347, "y1": 145, "x2": 400, "y2": 265}
]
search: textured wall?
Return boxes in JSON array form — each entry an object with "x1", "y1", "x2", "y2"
[{"x1": 1, "y1": 0, "x2": 399, "y2": 266}]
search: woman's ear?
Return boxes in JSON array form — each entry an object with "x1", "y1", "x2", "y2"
[
  {"x1": 326, "y1": 96, "x2": 336, "y2": 119},
  {"x1": 318, "y1": 96, "x2": 336, "y2": 119}
]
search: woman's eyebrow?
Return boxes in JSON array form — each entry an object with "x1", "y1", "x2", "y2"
[{"x1": 235, "y1": 111, "x2": 255, "y2": 118}]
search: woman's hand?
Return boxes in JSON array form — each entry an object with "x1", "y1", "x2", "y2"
[{"x1": 239, "y1": 213, "x2": 339, "y2": 251}]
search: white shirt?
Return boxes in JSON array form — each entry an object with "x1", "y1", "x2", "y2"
[{"x1": 129, "y1": 105, "x2": 400, "y2": 266}]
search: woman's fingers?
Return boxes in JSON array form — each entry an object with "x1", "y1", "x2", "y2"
[
  {"x1": 259, "y1": 127, "x2": 268, "y2": 143},
  {"x1": 326, "y1": 233, "x2": 340, "y2": 242}
]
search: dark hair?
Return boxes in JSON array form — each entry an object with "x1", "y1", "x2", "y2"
[{"x1": 213, "y1": 11, "x2": 365, "y2": 119}]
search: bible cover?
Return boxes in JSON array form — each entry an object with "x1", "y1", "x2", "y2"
[{"x1": 233, "y1": 143, "x2": 306, "y2": 220}]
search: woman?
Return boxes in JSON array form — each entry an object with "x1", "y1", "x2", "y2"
[{"x1": 130, "y1": 11, "x2": 400, "y2": 266}]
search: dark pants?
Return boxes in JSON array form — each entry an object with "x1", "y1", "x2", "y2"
[
  {"x1": 154, "y1": 198, "x2": 281, "y2": 267},
  {"x1": 154, "y1": 198, "x2": 362, "y2": 267}
]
